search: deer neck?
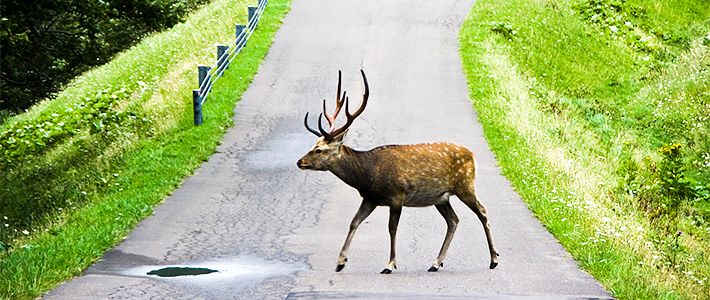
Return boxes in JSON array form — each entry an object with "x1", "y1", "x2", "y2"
[{"x1": 328, "y1": 145, "x2": 370, "y2": 189}]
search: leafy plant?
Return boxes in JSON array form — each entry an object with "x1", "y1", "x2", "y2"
[
  {"x1": 490, "y1": 21, "x2": 517, "y2": 39},
  {"x1": 0, "y1": 87, "x2": 149, "y2": 166}
]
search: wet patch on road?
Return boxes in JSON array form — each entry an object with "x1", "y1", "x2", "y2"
[{"x1": 121, "y1": 256, "x2": 305, "y2": 285}]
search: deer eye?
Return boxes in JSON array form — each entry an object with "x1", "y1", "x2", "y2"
[{"x1": 314, "y1": 149, "x2": 323, "y2": 154}]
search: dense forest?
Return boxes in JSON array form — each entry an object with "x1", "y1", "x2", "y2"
[{"x1": 0, "y1": 0, "x2": 208, "y2": 115}]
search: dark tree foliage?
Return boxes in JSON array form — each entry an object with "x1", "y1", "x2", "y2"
[{"x1": 0, "y1": 0, "x2": 208, "y2": 113}]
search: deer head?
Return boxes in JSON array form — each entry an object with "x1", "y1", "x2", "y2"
[{"x1": 297, "y1": 70, "x2": 369, "y2": 171}]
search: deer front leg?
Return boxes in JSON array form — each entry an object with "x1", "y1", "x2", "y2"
[
  {"x1": 429, "y1": 201, "x2": 459, "y2": 272},
  {"x1": 336, "y1": 200, "x2": 376, "y2": 272},
  {"x1": 381, "y1": 205, "x2": 402, "y2": 274}
]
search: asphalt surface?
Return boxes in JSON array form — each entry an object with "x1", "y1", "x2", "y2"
[{"x1": 46, "y1": 0, "x2": 611, "y2": 299}]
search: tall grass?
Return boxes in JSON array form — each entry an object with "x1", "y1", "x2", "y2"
[
  {"x1": 460, "y1": 0, "x2": 709, "y2": 298},
  {"x1": 0, "y1": 0, "x2": 290, "y2": 298}
]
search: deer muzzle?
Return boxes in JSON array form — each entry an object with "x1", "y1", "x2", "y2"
[{"x1": 297, "y1": 158, "x2": 310, "y2": 170}]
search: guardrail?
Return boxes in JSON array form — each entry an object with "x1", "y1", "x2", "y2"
[{"x1": 193, "y1": 0, "x2": 268, "y2": 125}]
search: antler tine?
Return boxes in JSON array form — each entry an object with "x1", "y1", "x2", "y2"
[
  {"x1": 304, "y1": 112, "x2": 322, "y2": 137},
  {"x1": 317, "y1": 113, "x2": 332, "y2": 140},
  {"x1": 322, "y1": 96, "x2": 343, "y2": 129},
  {"x1": 322, "y1": 99, "x2": 328, "y2": 125},
  {"x1": 328, "y1": 91, "x2": 346, "y2": 127},
  {"x1": 324, "y1": 71, "x2": 346, "y2": 128},
  {"x1": 329, "y1": 70, "x2": 369, "y2": 138},
  {"x1": 337, "y1": 70, "x2": 342, "y2": 103}
]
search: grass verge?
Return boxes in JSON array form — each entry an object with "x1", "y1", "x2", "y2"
[
  {"x1": 0, "y1": 0, "x2": 290, "y2": 298},
  {"x1": 460, "y1": 0, "x2": 709, "y2": 299}
]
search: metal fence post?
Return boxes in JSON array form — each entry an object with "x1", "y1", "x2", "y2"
[
  {"x1": 217, "y1": 45, "x2": 229, "y2": 72},
  {"x1": 236, "y1": 24, "x2": 246, "y2": 48},
  {"x1": 193, "y1": 89, "x2": 203, "y2": 125},
  {"x1": 198, "y1": 65, "x2": 210, "y2": 93},
  {"x1": 248, "y1": 6, "x2": 257, "y2": 28},
  {"x1": 192, "y1": 0, "x2": 268, "y2": 126}
]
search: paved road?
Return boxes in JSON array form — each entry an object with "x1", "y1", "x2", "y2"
[{"x1": 47, "y1": 0, "x2": 610, "y2": 299}]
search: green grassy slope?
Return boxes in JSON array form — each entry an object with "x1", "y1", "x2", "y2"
[
  {"x1": 460, "y1": 0, "x2": 709, "y2": 299},
  {"x1": 0, "y1": 0, "x2": 290, "y2": 298}
]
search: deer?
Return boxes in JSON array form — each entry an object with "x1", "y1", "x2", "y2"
[{"x1": 296, "y1": 70, "x2": 499, "y2": 274}]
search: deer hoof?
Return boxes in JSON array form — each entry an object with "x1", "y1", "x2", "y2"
[
  {"x1": 336, "y1": 264, "x2": 345, "y2": 272},
  {"x1": 428, "y1": 263, "x2": 443, "y2": 272},
  {"x1": 489, "y1": 261, "x2": 498, "y2": 269},
  {"x1": 380, "y1": 268, "x2": 393, "y2": 274}
]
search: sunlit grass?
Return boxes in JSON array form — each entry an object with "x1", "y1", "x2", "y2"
[{"x1": 460, "y1": 0, "x2": 709, "y2": 298}]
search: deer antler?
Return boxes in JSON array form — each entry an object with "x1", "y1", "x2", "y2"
[
  {"x1": 328, "y1": 69, "x2": 369, "y2": 138},
  {"x1": 304, "y1": 71, "x2": 345, "y2": 138},
  {"x1": 303, "y1": 112, "x2": 322, "y2": 137},
  {"x1": 323, "y1": 71, "x2": 347, "y2": 129},
  {"x1": 323, "y1": 91, "x2": 346, "y2": 129},
  {"x1": 304, "y1": 70, "x2": 369, "y2": 140}
]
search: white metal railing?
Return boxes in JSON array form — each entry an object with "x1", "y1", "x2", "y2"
[{"x1": 193, "y1": 0, "x2": 268, "y2": 125}]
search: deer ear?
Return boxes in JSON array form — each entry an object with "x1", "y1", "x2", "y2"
[{"x1": 330, "y1": 129, "x2": 349, "y2": 143}]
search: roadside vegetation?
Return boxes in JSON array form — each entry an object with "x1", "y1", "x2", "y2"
[
  {"x1": 460, "y1": 0, "x2": 709, "y2": 299},
  {"x1": 0, "y1": 0, "x2": 290, "y2": 298}
]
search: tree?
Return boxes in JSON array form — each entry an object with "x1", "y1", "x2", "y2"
[{"x1": 0, "y1": 0, "x2": 207, "y2": 113}]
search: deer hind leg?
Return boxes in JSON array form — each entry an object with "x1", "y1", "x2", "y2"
[
  {"x1": 457, "y1": 188, "x2": 499, "y2": 269},
  {"x1": 336, "y1": 200, "x2": 376, "y2": 272},
  {"x1": 429, "y1": 201, "x2": 459, "y2": 272},
  {"x1": 381, "y1": 205, "x2": 402, "y2": 274}
]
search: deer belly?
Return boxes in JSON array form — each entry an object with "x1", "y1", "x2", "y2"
[{"x1": 404, "y1": 191, "x2": 451, "y2": 207}]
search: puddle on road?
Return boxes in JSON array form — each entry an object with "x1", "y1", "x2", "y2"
[
  {"x1": 123, "y1": 256, "x2": 304, "y2": 284},
  {"x1": 147, "y1": 267, "x2": 218, "y2": 277}
]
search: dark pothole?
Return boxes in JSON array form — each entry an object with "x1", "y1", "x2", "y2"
[{"x1": 147, "y1": 267, "x2": 218, "y2": 277}]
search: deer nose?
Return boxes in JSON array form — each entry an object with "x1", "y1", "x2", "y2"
[{"x1": 297, "y1": 159, "x2": 310, "y2": 169}]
